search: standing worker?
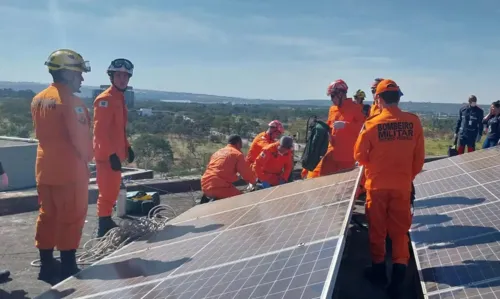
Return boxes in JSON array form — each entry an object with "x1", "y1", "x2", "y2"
[
  {"x1": 369, "y1": 78, "x2": 384, "y2": 117},
  {"x1": 253, "y1": 136, "x2": 294, "y2": 187},
  {"x1": 93, "y1": 59, "x2": 135, "y2": 237},
  {"x1": 454, "y1": 95, "x2": 484, "y2": 154},
  {"x1": 200, "y1": 135, "x2": 257, "y2": 202},
  {"x1": 0, "y1": 161, "x2": 10, "y2": 282},
  {"x1": 32, "y1": 49, "x2": 93, "y2": 282},
  {"x1": 354, "y1": 79, "x2": 425, "y2": 298},
  {"x1": 306, "y1": 79, "x2": 365, "y2": 178},
  {"x1": 354, "y1": 89, "x2": 370, "y2": 117},
  {"x1": 482, "y1": 100, "x2": 500, "y2": 148},
  {"x1": 246, "y1": 120, "x2": 284, "y2": 166}
]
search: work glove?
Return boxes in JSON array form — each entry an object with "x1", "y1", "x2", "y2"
[
  {"x1": 109, "y1": 154, "x2": 122, "y2": 172},
  {"x1": 476, "y1": 134, "x2": 481, "y2": 143},
  {"x1": 127, "y1": 147, "x2": 135, "y2": 163},
  {"x1": 333, "y1": 121, "x2": 346, "y2": 130},
  {"x1": 0, "y1": 173, "x2": 8, "y2": 189},
  {"x1": 260, "y1": 181, "x2": 271, "y2": 189}
]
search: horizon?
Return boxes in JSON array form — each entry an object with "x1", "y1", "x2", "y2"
[{"x1": 1, "y1": 0, "x2": 499, "y2": 103}]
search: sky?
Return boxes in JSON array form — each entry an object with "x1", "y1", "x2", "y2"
[{"x1": 0, "y1": 0, "x2": 499, "y2": 102}]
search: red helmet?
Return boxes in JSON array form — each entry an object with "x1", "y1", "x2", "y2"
[
  {"x1": 327, "y1": 79, "x2": 348, "y2": 96},
  {"x1": 268, "y1": 120, "x2": 284, "y2": 134}
]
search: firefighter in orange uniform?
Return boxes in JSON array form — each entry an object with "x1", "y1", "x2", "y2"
[
  {"x1": 201, "y1": 135, "x2": 257, "y2": 202},
  {"x1": 32, "y1": 49, "x2": 93, "y2": 282},
  {"x1": 354, "y1": 79, "x2": 425, "y2": 298},
  {"x1": 253, "y1": 136, "x2": 294, "y2": 187},
  {"x1": 306, "y1": 79, "x2": 365, "y2": 178},
  {"x1": 369, "y1": 78, "x2": 384, "y2": 117},
  {"x1": 93, "y1": 59, "x2": 134, "y2": 237},
  {"x1": 246, "y1": 120, "x2": 284, "y2": 166}
]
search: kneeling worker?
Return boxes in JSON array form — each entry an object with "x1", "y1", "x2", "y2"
[
  {"x1": 253, "y1": 136, "x2": 294, "y2": 187},
  {"x1": 201, "y1": 135, "x2": 257, "y2": 201},
  {"x1": 354, "y1": 79, "x2": 425, "y2": 298}
]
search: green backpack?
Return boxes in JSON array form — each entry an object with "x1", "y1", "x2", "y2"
[{"x1": 300, "y1": 116, "x2": 331, "y2": 171}]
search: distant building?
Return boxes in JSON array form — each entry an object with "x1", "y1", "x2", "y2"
[
  {"x1": 92, "y1": 85, "x2": 135, "y2": 109},
  {"x1": 139, "y1": 108, "x2": 153, "y2": 116}
]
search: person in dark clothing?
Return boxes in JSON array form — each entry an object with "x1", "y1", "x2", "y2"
[
  {"x1": 482, "y1": 100, "x2": 500, "y2": 149},
  {"x1": 454, "y1": 95, "x2": 484, "y2": 154},
  {"x1": 0, "y1": 161, "x2": 11, "y2": 282}
]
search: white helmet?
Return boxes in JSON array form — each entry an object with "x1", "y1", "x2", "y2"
[{"x1": 107, "y1": 58, "x2": 134, "y2": 77}]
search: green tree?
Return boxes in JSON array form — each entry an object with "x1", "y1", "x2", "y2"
[{"x1": 133, "y1": 134, "x2": 174, "y2": 172}]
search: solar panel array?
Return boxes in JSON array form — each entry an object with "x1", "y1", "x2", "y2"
[
  {"x1": 410, "y1": 147, "x2": 500, "y2": 298},
  {"x1": 38, "y1": 169, "x2": 361, "y2": 299}
]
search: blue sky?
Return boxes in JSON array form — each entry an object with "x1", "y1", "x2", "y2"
[{"x1": 0, "y1": 0, "x2": 499, "y2": 102}]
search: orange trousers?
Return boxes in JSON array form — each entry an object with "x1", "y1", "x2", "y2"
[
  {"x1": 202, "y1": 185, "x2": 242, "y2": 200},
  {"x1": 35, "y1": 181, "x2": 88, "y2": 251},
  {"x1": 366, "y1": 189, "x2": 412, "y2": 265},
  {"x1": 307, "y1": 150, "x2": 355, "y2": 179},
  {"x1": 96, "y1": 161, "x2": 122, "y2": 217}
]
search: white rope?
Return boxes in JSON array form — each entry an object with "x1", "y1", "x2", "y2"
[{"x1": 30, "y1": 203, "x2": 177, "y2": 267}]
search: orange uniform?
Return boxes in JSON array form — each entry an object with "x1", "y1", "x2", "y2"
[
  {"x1": 31, "y1": 83, "x2": 93, "y2": 251},
  {"x1": 308, "y1": 99, "x2": 364, "y2": 178},
  {"x1": 253, "y1": 142, "x2": 293, "y2": 186},
  {"x1": 201, "y1": 144, "x2": 256, "y2": 199},
  {"x1": 369, "y1": 101, "x2": 381, "y2": 117},
  {"x1": 93, "y1": 86, "x2": 131, "y2": 217},
  {"x1": 246, "y1": 131, "x2": 275, "y2": 165},
  {"x1": 354, "y1": 106, "x2": 425, "y2": 265}
]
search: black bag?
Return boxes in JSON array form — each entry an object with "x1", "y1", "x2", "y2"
[{"x1": 300, "y1": 116, "x2": 331, "y2": 171}]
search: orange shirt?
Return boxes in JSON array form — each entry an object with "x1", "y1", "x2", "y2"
[
  {"x1": 253, "y1": 142, "x2": 293, "y2": 185},
  {"x1": 93, "y1": 86, "x2": 131, "y2": 162},
  {"x1": 354, "y1": 106, "x2": 425, "y2": 191},
  {"x1": 31, "y1": 83, "x2": 93, "y2": 185},
  {"x1": 201, "y1": 144, "x2": 256, "y2": 190},
  {"x1": 246, "y1": 131, "x2": 274, "y2": 165},
  {"x1": 327, "y1": 98, "x2": 365, "y2": 161}
]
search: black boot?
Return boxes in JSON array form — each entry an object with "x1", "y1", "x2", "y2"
[
  {"x1": 364, "y1": 262, "x2": 388, "y2": 286},
  {"x1": 97, "y1": 216, "x2": 118, "y2": 238},
  {"x1": 387, "y1": 263, "x2": 407, "y2": 299},
  {"x1": 0, "y1": 269, "x2": 10, "y2": 282},
  {"x1": 60, "y1": 250, "x2": 80, "y2": 280},
  {"x1": 38, "y1": 249, "x2": 58, "y2": 284}
]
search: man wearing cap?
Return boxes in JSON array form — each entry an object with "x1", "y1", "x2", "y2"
[
  {"x1": 354, "y1": 79, "x2": 425, "y2": 298},
  {"x1": 454, "y1": 95, "x2": 484, "y2": 154},
  {"x1": 253, "y1": 136, "x2": 294, "y2": 187},
  {"x1": 201, "y1": 135, "x2": 257, "y2": 201}
]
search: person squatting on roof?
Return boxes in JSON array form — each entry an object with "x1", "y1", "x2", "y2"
[
  {"x1": 246, "y1": 120, "x2": 284, "y2": 166},
  {"x1": 481, "y1": 100, "x2": 500, "y2": 149},
  {"x1": 201, "y1": 135, "x2": 257, "y2": 202},
  {"x1": 31, "y1": 49, "x2": 93, "y2": 283},
  {"x1": 253, "y1": 136, "x2": 294, "y2": 187},
  {"x1": 305, "y1": 79, "x2": 365, "y2": 179},
  {"x1": 354, "y1": 79, "x2": 425, "y2": 298},
  {"x1": 454, "y1": 95, "x2": 484, "y2": 155},
  {"x1": 93, "y1": 58, "x2": 135, "y2": 238}
]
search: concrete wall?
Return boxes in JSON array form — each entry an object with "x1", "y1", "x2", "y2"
[{"x1": 0, "y1": 142, "x2": 37, "y2": 191}]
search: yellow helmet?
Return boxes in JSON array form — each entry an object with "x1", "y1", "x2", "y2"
[
  {"x1": 354, "y1": 89, "x2": 366, "y2": 98},
  {"x1": 44, "y1": 49, "x2": 91, "y2": 73}
]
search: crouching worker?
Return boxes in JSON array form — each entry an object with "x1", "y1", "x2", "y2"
[
  {"x1": 201, "y1": 135, "x2": 257, "y2": 203},
  {"x1": 253, "y1": 136, "x2": 294, "y2": 187},
  {"x1": 32, "y1": 49, "x2": 93, "y2": 282},
  {"x1": 354, "y1": 79, "x2": 425, "y2": 298}
]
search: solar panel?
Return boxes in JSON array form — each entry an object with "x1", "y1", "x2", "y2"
[
  {"x1": 39, "y1": 168, "x2": 361, "y2": 299},
  {"x1": 410, "y1": 147, "x2": 500, "y2": 298}
]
